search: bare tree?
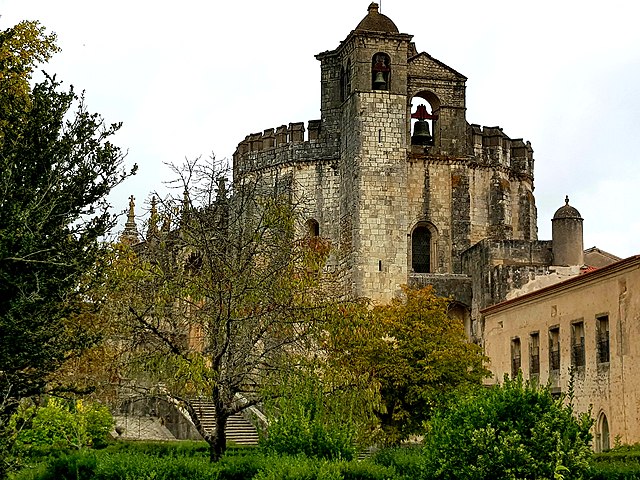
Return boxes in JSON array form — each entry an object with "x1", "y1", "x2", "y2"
[{"x1": 118, "y1": 156, "x2": 335, "y2": 461}]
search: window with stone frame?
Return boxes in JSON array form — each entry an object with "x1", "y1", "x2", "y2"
[
  {"x1": 549, "y1": 327, "x2": 560, "y2": 372},
  {"x1": 371, "y1": 52, "x2": 390, "y2": 91},
  {"x1": 511, "y1": 337, "x2": 521, "y2": 378},
  {"x1": 597, "y1": 315, "x2": 610, "y2": 364},
  {"x1": 529, "y1": 332, "x2": 540, "y2": 376},
  {"x1": 571, "y1": 321, "x2": 585, "y2": 367},
  {"x1": 411, "y1": 225, "x2": 431, "y2": 273}
]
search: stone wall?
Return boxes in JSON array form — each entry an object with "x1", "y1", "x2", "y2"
[
  {"x1": 231, "y1": 6, "x2": 540, "y2": 310},
  {"x1": 462, "y1": 239, "x2": 553, "y2": 323}
]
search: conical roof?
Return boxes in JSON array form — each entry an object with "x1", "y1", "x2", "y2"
[{"x1": 355, "y1": 3, "x2": 399, "y2": 33}]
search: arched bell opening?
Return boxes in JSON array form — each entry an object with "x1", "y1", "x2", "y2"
[
  {"x1": 371, "y1": 53, "x2": 391, "y2": 91},
  {"x1": 410, "y1": 92, "x2": 440, "y2": 147}
]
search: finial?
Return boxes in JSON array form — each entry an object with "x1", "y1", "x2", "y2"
[
  {"x1": 565, "y1": 195, "x2": 569, "y2": 206},
  {"x1": 368, "y1": 2, "x2": 379, "y2": 13},
  {"x1": 128, "y1": 195, "x2": 135, "y2": 216},
  {"x1": 120, "y1": 195, "x2": 140, "y2": 245}
]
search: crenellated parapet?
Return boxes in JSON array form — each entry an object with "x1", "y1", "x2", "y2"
[
  {"x1": 469, "y1": 124, "x2": 534, "y2": 179},
  {"x1": 233, "y1": 120, "x2": 338, "y2": 177}
]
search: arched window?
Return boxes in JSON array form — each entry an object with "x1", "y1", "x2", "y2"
[
  {"x1": 411, "y1": 225, "x2": 431, "y2": 273},
  {"x1": 372, "y1": 53, "x2": 390, "y2": 91},
  {"x1": 306, "y1": 218, "x2": 320, "y2": 237}
]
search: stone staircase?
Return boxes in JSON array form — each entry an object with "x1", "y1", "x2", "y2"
[{"x1": 189, "y1": 400, "x2": 260, "y2": 445}]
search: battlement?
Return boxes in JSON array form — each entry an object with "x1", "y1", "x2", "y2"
[
  {"x1": 469, "y1": 124, "x2": 534, "y2": 177},
  {"x1": 233, "y1": 120, "x2": 339, "y2": 176}
]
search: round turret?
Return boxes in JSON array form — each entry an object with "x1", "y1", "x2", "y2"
[
  {"x1": 355, "y1": 3, "x2": 399, "y2": 33},
  {"x1": 551, "y1": 196, "x2": 584, "y2": 266}
]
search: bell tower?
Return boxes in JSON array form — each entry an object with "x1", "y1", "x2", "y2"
[
  {"x1": 316, "y1": 3, "x2": 414, "y2": 302},
  {"x1": 234, "y1": 3, "x2": 539, "y2": 309}
]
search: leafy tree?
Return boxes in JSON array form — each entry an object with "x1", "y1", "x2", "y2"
[
  {"x1": 113, "y1": 157, "x2": 338, "y2": 461},
  {"x1": 326, "y1": 286, "x2": 489, "y2": 444},
  {"x1": 0, "y1": 20, "x2": 59, "y2": 141},
  {"x1": 422, "y1": 375, "x2": 593, "y2": 480},
  {"x1": 0, "y1": 20, "x2": 134, "y2": 476}
]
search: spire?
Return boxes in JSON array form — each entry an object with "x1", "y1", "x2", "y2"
[
  {"x1": 180, "y1": 189, "x2": 190, "y2": 227},
  {"x1": 120, "y1": 195, "x2": 140, "y2": 245},
  {"x1": 147, "y1": 196, "x2": 159, "y2": 240},
  {"x1": 216, "y1": 177, "x2": 227, "y2": 202},
  {"x1": 162, "y1": 209, "x2": 172, "y2": 234}
]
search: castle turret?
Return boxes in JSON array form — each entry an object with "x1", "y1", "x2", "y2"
[{"x1": 552, "y1": 196, "x2": 584, "y2": 266}]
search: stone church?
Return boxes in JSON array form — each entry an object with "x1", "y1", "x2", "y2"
[
  {"x1": 230, "y1": 3, "x2": 599, "y2": 340},
  {"x1": 119, "y1": 2, "x2": 631, "y2": 446}
]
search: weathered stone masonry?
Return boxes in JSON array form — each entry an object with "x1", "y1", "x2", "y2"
[{"x1": 232, "y1": 3, "x2": 547, "y2": 333}]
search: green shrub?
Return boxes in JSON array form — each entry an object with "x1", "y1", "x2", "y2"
[
  {"x1": 422, "y1": 375, "x2": 593, "y2": 480},
  {"x1": 260, "y1": 378, "x2": 357, "y2": 460},
  {"x1": 340, "y1": 459, "x2": 401, "y2": 480},
  {"x1": 18, "y1": 450, "x2": 98, "y2": 480},
  {"x1": 16, "y1": 451, "x2": 219, "y2": 480},
  {"x1": 586, "y1": 444, "x2": 640, "y2": 480},
  {"x1": 11, "y1": 446, "x2": 268, "y2": 480},
  {"x1": 9, "y1": 463, "x2": 49, "y2": 480},
  {"x1": 587, "y1": 461, "x2": 640, "y2": 480},
  {"x1": 102, "y1": 439, "x2": 256, "y2": 460},
  {"x1": 371, "y1": 445, "x2": 423, "y2": 479},
  {"x1": 11, "y1": 397, "x2": 113, "y2": 456},
  {"x1": 103, "y1": 439, "x2": 210, "y2": 458},
  {"x1": 592, "y1": 443, "x2": 640, "y2": 464},
  {"x1": 92, "y1": 452, "x2": 219, "y2": 480},
  {"x1": 253, "y1": 455, "x2": 342, "y2": 480}
]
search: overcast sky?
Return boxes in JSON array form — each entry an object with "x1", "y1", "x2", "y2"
[{"x1": 4, "y1": 0, "x2": 640, "y2": 258}]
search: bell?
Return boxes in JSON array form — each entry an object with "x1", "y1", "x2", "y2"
[
  {"x1": 373, "y1": 71, "x2": 387, "y2": 90},
  {"x1": 411, "y1": 119, "x2": 433, "y2": 146}
]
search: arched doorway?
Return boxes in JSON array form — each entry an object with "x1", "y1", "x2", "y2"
[{"x1": 596, "y1": 412, "x2": 610, "y2": 452}]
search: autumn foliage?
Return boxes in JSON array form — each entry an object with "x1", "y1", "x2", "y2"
[{"x1": 326, "y1": 286, "x2": 489, "y2": 443}]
